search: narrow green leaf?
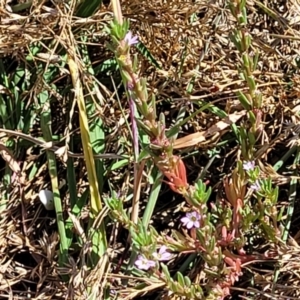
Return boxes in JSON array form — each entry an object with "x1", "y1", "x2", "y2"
[
  {"x1": 237, "y1": 90, "x2": 251, "y2": 110},
  {"x1": 176, "y1": 272, "x2": 185, "y2": 288},
  {"x1": 136, "y1": 42, "x2": 161, "y2": 69},
  {"x1": 184, "y1": 275, "x2": 192, "y2": 287},
  {"x1": 76, "y1": 0, "x2": 102, "y2": 17},
  {"x1": 39, "y1": 90, "x2": 68, "y2": 268}
]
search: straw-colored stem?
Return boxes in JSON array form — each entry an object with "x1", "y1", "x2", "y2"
[
  {"x1": 111, "y1": 0, "x2": 123, "y2": 24},
  {"x1": 67, "y1": 55, "x2": 107, "y2": 259}
]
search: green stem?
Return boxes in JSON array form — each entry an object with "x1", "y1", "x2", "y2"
[{"x1": 40, "y1": 100, "x2": 68, "y2": 267}]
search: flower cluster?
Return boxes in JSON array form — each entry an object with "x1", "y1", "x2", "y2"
[
  {"x1": 107, "y1": 2, "x2": 280, "y2": 298},
  {"x1": 135, "y1": 246, "x2": 172, "y2": 270},
  {"x1": 243, "y1": 160, "x2": 255, "y2": 171},
  {"x1": 242, "y1": 160, "x2": 262, "y2": 192}
]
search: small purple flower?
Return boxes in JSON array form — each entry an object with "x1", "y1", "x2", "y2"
[
  {"x1": 243, "y1": 161, "x2": 255, "y2": 171},
  {"x1": 124, "y1": 31, "x2": 138, "y2": 46},
  {"x1": 250, "y1": 180, "x2": 261, "y2": 191},
  {"x1": 181, "y1": 211, "x2": 201, "y2": 229},
  {"x1": 135, "y1": 255, "x2": 156, "y2": 270},
  {"x1": 152, "y1": 246, "x2": 172, "y2": 261}
]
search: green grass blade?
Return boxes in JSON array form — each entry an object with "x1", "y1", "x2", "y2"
[
  {"x1": 65, "y1": 136, "x2": 78, "y2": 246},
  {"x1": 67, "y1": 137, "x2": 78, "y2": 208},
  {"x1": 142, "y1": 169, "x2": 163, "y2": 227},
  {"x1": 0, "y1": 60, "x2": 11, "y2": 129},
  {"x1": 136, "y1": 42, "x2": 161, "y2": 69},
  {"x1": 272, "y1": 146, "x2": 300, "y2": 293},
  {"x1": 39, "y1": 90, "x2": 68, "y2": 267},
  {"x1": 76, "y1": 0, "x2": 102, "y2": 17},
  {"x1": 282, "y1": 148, "x2": 300, "y2": 242}
]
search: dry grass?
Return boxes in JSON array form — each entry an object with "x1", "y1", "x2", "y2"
[{"x1": 1, "y1": 0, "x2": 300, "y2": 299}]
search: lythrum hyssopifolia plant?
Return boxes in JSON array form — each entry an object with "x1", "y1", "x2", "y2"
[{"x1": 104, "y1": 0, "x2": 282, "y2": 299}]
